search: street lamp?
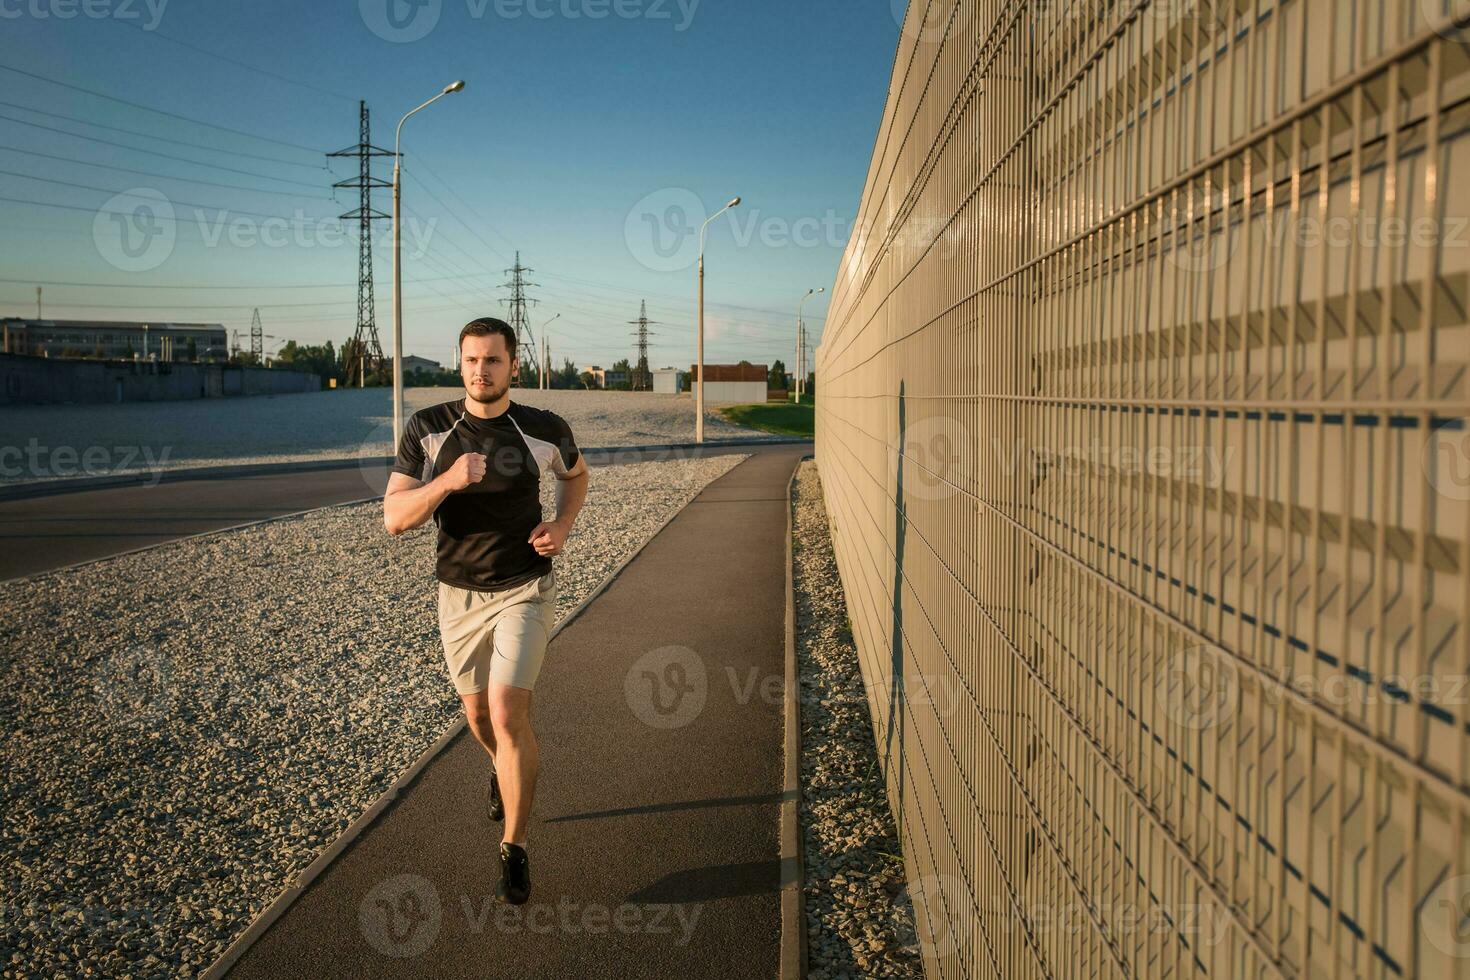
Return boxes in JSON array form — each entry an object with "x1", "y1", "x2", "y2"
[
  {"x1": 795, "y1": 287, "x2": 823, "y2": 404},
  {"x1": 695, "y1": 195, "x2": 741, "y2": 443},
  {"x1": 262, "y1": 336, "x2": 287, "y2": 368},
  {"x1": 392, "y1": 79, "x2": 465, "y2": 453},
  {"x1": 538, "y1": 313, "x2": 560, "y2": 390}
]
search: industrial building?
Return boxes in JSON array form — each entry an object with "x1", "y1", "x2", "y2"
[
  {"x1": 401, "y1": 355, "x2": 443, "y2": 373},
  {"x1": 0, "y1": 318, "x2": 228, "y2": 362},
  {"x1": 586, "y1": 365, "x2": 630, "y2": 389}
]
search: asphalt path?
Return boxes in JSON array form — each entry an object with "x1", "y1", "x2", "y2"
[{"x1": 220, "y1": 444, "x2": 808, "y2": 978}]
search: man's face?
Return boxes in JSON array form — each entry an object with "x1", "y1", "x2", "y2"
[{"x1": 460, "y1": 332, "x2": 515, "y2": 404}]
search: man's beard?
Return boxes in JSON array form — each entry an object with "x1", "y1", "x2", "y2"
[{"x1": 466, "y1": 376, "x2": 510, "y2": 403}]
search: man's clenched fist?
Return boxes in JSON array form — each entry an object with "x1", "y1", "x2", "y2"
[
  {"x1": 528, "y1": 518, "x2": 570, "y2": 556},
  {"x1": 443, "y1": 452, "x2": 487, "y2": 491}
]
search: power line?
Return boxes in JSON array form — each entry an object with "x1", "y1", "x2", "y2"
[
  {"x1": 395, "y1": 159, "x2": 830, "y2": 331},
  {"x1": 391, "y1": 175, "x2": 831, "y2": 329},
  {"x1": 0, "y1": 99, "x2": 329, "y2": 169},
  {"x1": 0, "y1": 64, "x2": 326, "y2": 155},
  {"x1": 364, "y1": 235, "x2": 815, "y2": 342},
  {"x1": 517, "y1": 289, "x2": 799, "y2": 346},
  {"x1": 397, "y1": 174, "x2": 512, "y2": 274},
  {"x1": 0, "y1": 272, "x2": 498, "y2": 290},
  {"x1": 399, "y1": 204, "x2": 494, "y2": 279},
  {"x1": 0, "y1": 111, "x2": 331, "y2": 186},
  {"x1": 391, "y1": 257, "x2": 485, "y2": 319},
  {"x1": 0, "y1": 195, "x2": 362, "y2": 253},
  {"x1": 398, "y1": 163, "x2": 806, "y2": 337},
  {"x1": 540, "y1": 268, "x2": 828, "y2": 324},
  {"x1": 541, "y1": 291, "x2": 802, "y2": 343},
  {"x1": 104, "y1": 20, "x2": 358, "y2": 105},
  {"x1": 408, "y1": 157, "x2": 517, "y2": 260},
  {"x1": 0, "y1": 145, "x2": 334, "y2": 201},
  {"x1": 401, "y1": 167, "x2": 512, "y2": 269},
  {"x1": 0, "y1": 285, "x2": 498, "y2": 311},
  {"x1": 186, "y1": 300, "x2": 477, "y2": 326},
  {"x1": 0, "y1": 214, "x2": 815, "y2": 351},
  {"x1": 0, "y1": 170, "x2": 337, "y2": 223}
]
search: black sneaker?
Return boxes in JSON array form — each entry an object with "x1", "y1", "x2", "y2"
[
  {"x1": 487, "y1": 768, "x2": 504, "y2": 822},
  {"x1": 496, "y1": 842, "x2": 531, "y2": 905}
]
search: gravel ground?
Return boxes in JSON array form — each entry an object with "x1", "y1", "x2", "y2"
[
  {"x1": 792, "y1": 459, "x2": 924, "y2": 979},
  {"x1": 0, "y1": 388, "x2": 787, "y2": 486},
  {"x1": 0, "y1": 451, "x2": 748, "y2": 978}
]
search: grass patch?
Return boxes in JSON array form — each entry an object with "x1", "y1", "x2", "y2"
[{"x1": 719, "y1": 401, "x2": 815, "y2": 438}]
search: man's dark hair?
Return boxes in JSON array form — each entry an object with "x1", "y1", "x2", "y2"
[{"x1": 459, "y1": 317, "x2": 517, "y2": 360}]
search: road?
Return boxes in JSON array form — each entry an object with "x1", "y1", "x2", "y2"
[{"x1": 0, "y1": 444, "x2": 795, "y2": 581}]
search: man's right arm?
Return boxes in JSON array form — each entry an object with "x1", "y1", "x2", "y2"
[{"x1": 383, "y1": 453, "x2": 486, "y2": 535}]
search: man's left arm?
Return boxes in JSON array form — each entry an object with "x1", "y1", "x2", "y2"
[{"x1": 529, "y1": 421, "x2": 588, "y2": 557}]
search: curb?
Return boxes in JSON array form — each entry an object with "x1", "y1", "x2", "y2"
[
  {"x1": 0, "y1": 437, "x2": 811, "y2": 502},
  {"x1": 201, "y1": 452, "x2": 762, "y2": 980},
  {"x1": 780, "y1": 453, "x2": 813, "y2": 980}
]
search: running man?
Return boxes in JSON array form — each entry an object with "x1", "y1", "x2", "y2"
[{"x1": 382, "y1": 316, "x2": 589, "y2": 905}]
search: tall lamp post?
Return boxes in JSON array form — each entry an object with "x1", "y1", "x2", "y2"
[
  {"x1": 538, "y1": 313, "x2": 559, "y2": 390},
  {"x1": 695, "y1": 195, "x2": 741, "y2": 443},
  {"x1": 392, "y1": 79, "x2": 465, "y2": 453},
  {"x1": 795, "y1": 287, "x2": 823, "y2": 403}
]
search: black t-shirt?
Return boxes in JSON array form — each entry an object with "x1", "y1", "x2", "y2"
[{"x1": 392, "y1": 398, "x2": 581, "y2": 592}]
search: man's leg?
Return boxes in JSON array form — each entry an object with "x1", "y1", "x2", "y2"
[
  {"x1": 460, "y1": 689, "x2": 498, "y2": 759},
  {"x1": 488, "y1": 682, "x2": 537, "y2": 846}
]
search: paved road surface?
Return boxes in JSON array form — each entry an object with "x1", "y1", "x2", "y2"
[
  {"x1": 0, "y1": 465, "x2": 388, "y2": 581},
  {"x1": 221, "y1": 444, "x2": 808, "y2": 978}
]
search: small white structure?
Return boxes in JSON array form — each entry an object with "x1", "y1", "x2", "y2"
[{"x1": 652, "y1": 368, "x2": 685, "y2": 394}]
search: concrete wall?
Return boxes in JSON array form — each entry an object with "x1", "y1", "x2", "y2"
[
  {"x1": 699, "y1": 381, "x2": 766, "y2": 403},
  {"x1": 815, "y1": 3, "x2": 1470, "y2": 978},
  {"x1": 0, "y1": 354, "x2": 321, "y2": 405}
]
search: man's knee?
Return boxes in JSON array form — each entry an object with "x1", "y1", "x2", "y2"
[
  {"x1": 489, "y1": 690, "x2": 530, "y2": 739},
  {"x1": 468, "y1": 707, "x2": 494, "y2": 739},
  {"x1": 462, "y1": 694, "x2": 494, "y2": 739}
]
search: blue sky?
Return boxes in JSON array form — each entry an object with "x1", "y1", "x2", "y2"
[{"x1": 0, "y1": 0, "x2": 904, "y2": 372}]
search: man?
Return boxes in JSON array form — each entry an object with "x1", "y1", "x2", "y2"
[{"x1": 383, "y1": 316, "x2": 589, "y2": 905}]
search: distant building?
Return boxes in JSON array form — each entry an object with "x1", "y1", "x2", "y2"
[
  {"x1": 1, "y1": 318, "x2": 228, "y2": 362},
  {"x1": 652, "y1": 367, "x2": 685, "y2": 394},
  {"x1": 402, "y1": 355, "x2": 444, "y2": 373},
  {"x1": 587, "y1": 365, "x2": 630, "y2": 389},
  {"x1": 688, "y1": 362, "x2": 769, "y2": 403}
]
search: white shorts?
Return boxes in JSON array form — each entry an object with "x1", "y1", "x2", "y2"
[{"x1": 436, "y1": 567, "x2": 557, "y2": 694}]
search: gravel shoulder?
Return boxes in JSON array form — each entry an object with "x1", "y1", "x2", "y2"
[
  {"x1": 0, "y1": 388, "x2": 786, "y2": 486},
  {"x1": 0, "y1": 452, "x2": 748, "y2": 977},
  {"x1": 792, "y1": 459, "x2": 922, "y2": 979}
]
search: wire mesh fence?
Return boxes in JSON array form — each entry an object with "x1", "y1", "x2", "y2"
[{"x1": 815, "y1": 1, "x2": 1470, "y2": 976}]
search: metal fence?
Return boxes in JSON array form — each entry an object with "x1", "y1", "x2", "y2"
[{"x1": 814, "y1": 1, "x2": 1470, "y2": 976}]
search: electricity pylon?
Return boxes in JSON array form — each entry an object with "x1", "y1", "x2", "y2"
[{"x1": 328, "y1": 101, "x2": 393, "y2": 387}]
